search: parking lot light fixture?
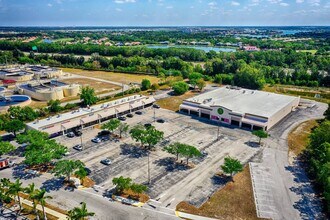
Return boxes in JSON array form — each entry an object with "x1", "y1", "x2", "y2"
[{"x1": 80, "y1": 132, "x2": 83, "y2": 150}]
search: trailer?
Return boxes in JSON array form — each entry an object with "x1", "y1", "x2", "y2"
[{"x1": 0, "y1": 158, "x2": 15, "y2": 169}]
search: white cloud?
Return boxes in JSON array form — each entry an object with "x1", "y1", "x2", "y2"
[
  {"x1": 308, "y1": 0, "x2": 320, "y2": 6},
  {"x1": 231, "y1": 1, "x2": 240, "y2": 6},
  {"x1": 296, "y1": 0, "x2": 304, "y2": 3},
  {"x1": 47, "y1": 3, "x2": 53, "y2": 7},
  {"x1": 115, "y1": 8, "x2": 122, "y2": 11},
  {"x1": 166, "y1": 6, "x2": 173, "y2": 9},
  {"x1": 280, "y1": 2, "x2": 289, "y2": 6},
  {"x1": 208, "y1": 2, "x2": 217, "y2": 6},
  {"x1": 114, "y1": 0, "x2": 136, "y2": 4}
]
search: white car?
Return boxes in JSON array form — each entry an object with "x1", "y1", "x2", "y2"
[
  {"x1": 100, "y1": 159, "x2": 112, "y2": 165},
  {"x1": 91, "y1": 137, "x2": 101, "y2": 143}
]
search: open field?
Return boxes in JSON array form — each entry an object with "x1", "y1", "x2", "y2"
[
  {"x1": 176, "y1": 165, "x2": 261, "y2": 220},
  {"x1": 288, "y1": 120, "x2": 319, "y2": 156},
  {"x1": 61, "y1": 77, "x2": 121, "y2": 94},
  {"x1": 155, "y1": 91, "x2": 198, "y2": 112},
  {"x1": 263, "y1": 84, "x2": 330, "y2": 103},
  {"x1": 62, "y1": 68, "x2": 160, "y2": 84}
]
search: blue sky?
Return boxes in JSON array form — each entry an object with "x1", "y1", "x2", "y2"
[{"x1": 0, "y1": 0, "x2": 329, "y2": 26}]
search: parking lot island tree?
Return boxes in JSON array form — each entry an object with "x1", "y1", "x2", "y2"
[
  {"x1": 17, "y1": 130, "x2": 49, "y2": 144},
  {"x1": 0, "y1": 141, "x2": 15, "y2": 157},
  {"x1": 74, "y1": 167, "x2": 88, "y2": 184},
  {"x1": 33, "y1": 189, "x2": 52, "y2": 220},
  {"x1": 101, "y1": 118, "x2": 121, "y2": 134},
  {"x1": 68, "y1": 202, "x2": 95, "y2": 220},
  {"x1": 164, "y1": 142, "x2": 185, "y2": 161},
  {"x1": 130, "y1": 183, "x2": 148, "y2": 194},
  {"x1": 0, "y1": 178, "x2": 11, "y2": 205},
  {"x1": 144, "y1": 126, "x2": 164, "y2": 150},
  {"x1": 180, "y1": 144, "x2": 202, "y2": 165},
  {"x1": 80, "y1": 86, "x2": 97, "y2": 106},
  {"x1": 221, "y1": 156, "x2": 243, "y2": 181},
  {"x1": 7, "y1": 179, "x2": 24, "y2": 213},
  {"x1": 4, "y1": 119, "x2": 25, "y2": 137},
  {"x1": 112, "y1": 176, "x2": 132, "y2": 195},
  {"x1": 252, "y1": 130, "x2": 269, "y2": 145},
  {"x1": 52, "y1": 160, "x2": 85, "y2": 183},
  {"x1": 118, "y1": 123, "x2": 129, "y2": 138}
]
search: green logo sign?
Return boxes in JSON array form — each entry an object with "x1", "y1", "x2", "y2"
[{"x1": 217, "y1": 108, "x2": 224, "y2": 115}]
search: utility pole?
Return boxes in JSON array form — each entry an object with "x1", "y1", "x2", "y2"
[
  {"x1": 80, "y1": 131, "x2": 83, "y2": 150},
  {"x1": 153, "y1": 107, "x2": 156, "y2": 123},
  {"x1": 147, "y1": 151, "x2": 151, "y2": 185}
]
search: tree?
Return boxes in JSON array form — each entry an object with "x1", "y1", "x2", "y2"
[
  {"x1": 74, "y1": 167, "x2": 88, "y2": 184},
  {"x1": 118, "y1": 123, "x2": 129, "y2": 138},
  {"x1": 150, "y1": 83, "x2": 160, "y2": 91},
  {"x1": 188, "y1": 72, "x2": 203, "y2": 89},
  {"x1": 180, "y1": 144, "x2": 202, "y2": 164},
  {"x1": 4, "y1": 119, "x2": 25, "y2": 137},
  {"x1": 68, "y1": 202, "x2": 95, "y2": 220},
  {"x1": 163, "y1": 142, "x2": 184, "y2": 160},
  {"x1": 80, "y1": 86, "x2": 97, "y2": 106},
  {"x1": 129, "y1": 125, "x2": 163, "y2": 149},
  {"x1": 33, "y1": 189, "x2": 52, "y2": 220},
  {"x1": 0, "y1": 141, "x2": 15, "y2": 157},
  {"x1": 252, "y1": 130, "x2": 268, "y2": 145},
  {"x1": 101, "y1": 119, "x2": 121, "y2": 133},
  {"x1": 141, "y1": 79, "x2": 151, "y2": 91},
  {"x1": 0, "y1": 178, "x2": 11, "y2": 205},
  {"x1": 8, "y1": 179, "x2": 23, "y2": 213},
  {"x1": 221, "y1": 157, "x2": 243, "y2": 180},
  {"x1": 324, "y1": 103, "x2": 330, "y2": 120},
  {"x1": 129, "y1": 125, "x2": 146, "y2": 147},
  {"x1": 172, "y1": 81, "x2": 189, "y2": 95},
  {"x1": 112, "y1": 176, "x2": 132, "y2": 194},
  {"x1": 52, "y1": 160, "x2": 85, "y2": 182},
  {"x1": 130, "y1": 183, "x2": 148, "y2": 194},
  {"x1": 47, "y1": 99, "x2": 62, "y2": 113},
  {"x1": 196, "y1": 78, "x2": 206, "y2": 91},
  {"x1": 17, "y1": 130, "x2": 49, "y2": 144}
]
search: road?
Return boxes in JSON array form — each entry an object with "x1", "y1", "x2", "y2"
[{"x1": 251, "y1": 99, "x2": 327, "y2": 220}]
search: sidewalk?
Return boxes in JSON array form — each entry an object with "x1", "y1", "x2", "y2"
[
  {"x1": 175, "y1": 211, "x2": 219, "y2": 220},
  {"x1": 20, "y1": 197, "x2": 67, "y2": 220}
]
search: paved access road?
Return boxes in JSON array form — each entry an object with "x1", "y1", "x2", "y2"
[{"x1": 250, "y1": 99, "x2": 327, "y2": 220}]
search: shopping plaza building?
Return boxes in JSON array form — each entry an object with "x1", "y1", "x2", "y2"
[
  {"x1": 26, "y1": 95, "x2": 155, "y2": 137},
  {"x1": 179, "y1": 87, "x2": 300, "y2": 131}
]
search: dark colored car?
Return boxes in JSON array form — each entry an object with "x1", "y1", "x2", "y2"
[
  {"x1": 118, "y1": 116, "x2": 126, "y2": 121},
  {"x1": 153, "y1": 104, "x2": 160, "y2": 109},
  {"x1": 67, "y1": 132, "x2": 75, "y2": 138},
  {"x1": 84, "y1": 167, "x2": 91, "y2": 175},
  {"x1": 135, "y1": 111, "x2": 143, "y2": 115},
  {"x1": 156, "y1": 119, "x2": 165, "y2": 123},
  {"x1": 127, "y1": 113, "x2": 134, "y2": 118},
  {"x1": 101, "y1": 136, "x2": 110, "y2": 142},
  {"x1": 74, "y1": 130, "x2": 82, "y2": 137},
  {"x1": 98, "y1": 130, "x2": 110, "y2": 136},
  {"x1": 144, "y1": 123, "x2": 152, "y2": 128}
]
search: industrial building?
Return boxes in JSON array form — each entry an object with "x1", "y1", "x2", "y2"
[
  {"x1": 179, "y1": 87, "x2": 300, "y2": 131},
  {"x1": 16, "y1": 80, "x2": 80, "y2": 101},
  {"x1": 26, "y1": 95, "x2": 155, "y2": 137}
]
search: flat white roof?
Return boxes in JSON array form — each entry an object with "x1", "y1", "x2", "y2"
[
  {"x1": 27, "y1": 95, "x2": 155, "y2": 131},
  {"x1": 184, "y1": 87, "x2": 299, "y2": 118}
]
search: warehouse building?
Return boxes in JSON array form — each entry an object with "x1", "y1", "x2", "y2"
[
  {"x1": 26, "y1": 95, "x2": 155, "y2": 137},
  {"x1": 179, "y1": 87, "x2": 300, "y2": 131}
]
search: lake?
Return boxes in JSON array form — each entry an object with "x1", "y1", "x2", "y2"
[{"x1": 146, "y1": 45, "x2": 236, "y2": 53}]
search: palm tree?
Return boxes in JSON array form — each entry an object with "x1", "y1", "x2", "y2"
[
  {"x1": 24, "y1": 183, "x2": 39, "y2": 220},
  {"x1": 68, "y1": 202, "x2": 95, "y2": 220},
  {"x1": 34, "y1": 189, "x2": 52, "y2": 220},
  {"x1": 7, "y1": 179, "x2": 23, "y2": 213}
]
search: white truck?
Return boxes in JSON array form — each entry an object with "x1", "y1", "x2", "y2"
[{"x1": 0, "y1": 158, "x2": 15, "y2": 169}]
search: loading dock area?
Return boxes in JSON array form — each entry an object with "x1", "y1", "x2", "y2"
[{"x1": 179, "y1": 87, "x2": 300, "y2": 131}]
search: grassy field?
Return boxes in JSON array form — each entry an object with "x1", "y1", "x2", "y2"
[
  {"x1": 62, "y1": 68, "x2": 160, "y2": 84},
  {"x1": 156, "y1": 91, "x2": 198, "y2": 112},
  {"x1": 296, "y1": 50, "x2": 317, "y2": 55},
  {"x1": 177, "y1": 165, "x2": 262, "y2": 220},
  {"x1": 61, "y1": 77, "x2": 121, "y2": 94},
  {"x1": 263, "y1": 84, "x2": 330, "y2": 103},
  {"x1": 53, "y1": 38, "x2": 74, "y2": 43},
  {"x1": 288, "y1": 120, "x2": 319, "y2": 156}
]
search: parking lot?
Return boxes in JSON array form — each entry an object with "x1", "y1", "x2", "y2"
[{"x1": 55, "y1": 107, "x2": 262, "y2": 209}]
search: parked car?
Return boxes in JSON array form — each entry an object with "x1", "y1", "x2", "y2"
[
  {"x1": 101, "y1": 136, "x2": 110, "y2": 142},
  {"x1": 74, "y1": 130, "x2": 82, "y2": 137},
  {"x1": 144, "y1": 123, "x2": 152, "y2": 128},
  {"x1": 84, "y1": 167, "x2": 91, "y2": 175},
  {"x1": 100, "y1": 159, "x2": 112, "y2": 165},
  {"x1": 73, "y1": 144, "x2": 83, "y2": 151},
  {"x1": 156, "y1": 119, "x2": 165, "y2": 123},
  {"x1": 135, "y1": 111, "x2": 143, "y2": 115},
  {"x1": 25, "y1": 169, "x2": 39, "y2": 176},
  {"x1": 118, "y1": 116, "x2": 126, "y2": 121},
  {"x1": 0, "y1": 158, "x2": 15, "y2": 169},
  {"x1": 153, "y1": 104, "x2": 160, "y2": 109},
  {"x1": 91, "y1": 137, "x2": 101, "y2": 143},
  {"x1": 127, "y1": 113, "x2": 134, "y2": 118},
  {"x1": 67, "y1": 132, "x2": 75, "y2": 138},
  {"x1": 98, "y1": 130, "x2": 110, "y2": 136}
]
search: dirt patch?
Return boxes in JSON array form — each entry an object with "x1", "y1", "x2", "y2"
[
  {"x1": 156, "y1": 91, "x2": 198, "y2": 112},
  {"x1": 61, "y1": 77, "x2": 120, "y2": 94},
  {"x1": 177, "y1": 165, "x2": 263, "y2": 220},
  {"x1": 62, "y1": 68, "x2": 159, "y2": 84},
  {"x1": 81, "y1": 176, "x2": 95, "y2": 188},
  {"x1": 288, "y1": 119, "x2": 319, "y2": 156},
  {"x1": 116, "y1": 189, "x2": 150, "y2": 203}
]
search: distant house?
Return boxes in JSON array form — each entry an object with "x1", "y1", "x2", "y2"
[
  {"x1": 242, "y1": 45, "x2": 260, "y2": 51},
  {"x1": 131, "y1": 42, "x2": 141, "y2": 46}
]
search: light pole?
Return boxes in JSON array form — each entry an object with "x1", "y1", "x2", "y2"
[
  {"x1": 147, "y1": 151, "x2": 151, "y2": 185},
  {"x1": 217, "y1": 119, "x2": 220, "y2": 140},
  {"x1": 153, "y1": 107, "x2": 156, "y2": 123},
  {"x1": 80, "y1": 131, "x2": 83, "y2": 150}
]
